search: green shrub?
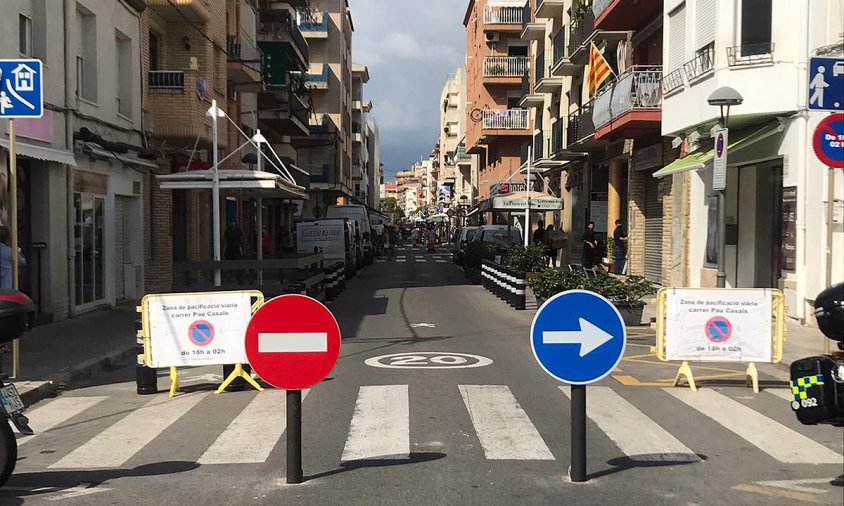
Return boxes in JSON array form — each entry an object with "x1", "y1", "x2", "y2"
[
  {"x1": 527, "y1": 269, "x2": 656, "y2": 305},
  {"x1": 505, "y1": 244, "x2": 548, "y2": 273},
  {"x1": 463, "y1": 241, "x2": 496, "y2": 270}
]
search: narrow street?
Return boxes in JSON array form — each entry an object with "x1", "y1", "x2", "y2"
[{"x1": 3, "y1": 243, "x2": 841, "y2": 505}]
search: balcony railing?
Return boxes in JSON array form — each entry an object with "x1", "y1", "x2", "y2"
[
  {"x1": 482, "y1": 109, "x2": 529, "y2": 130},
  {"x1": 533, "y1": 132, "x2": 544, "y2": 160},
  {"x1": 299, "y1": 11, "x2": 328, "y2": 32},
  {"x1": 520, "y1": 142, "x2": 529, "y2": 166},
  {"x1": 483, "y1": 56, "x2": 530, "y2": 77},
  {"x1": 258, "y1": 12, "x2": 309, "y2": 63},
  {"x1": 568, "y1": 10, "x2": 595, "y2": 56},
  {"x1": 567, "y1": 100, "x2": 595, "y2": 145},
  {"x1": 521, "y1": 1, "x2": 531, "y2": 30},
  {"x1": 304, "y1": 64, "x2": 329, "y2": 84},
  {"x1": 661, "y1": 67, "x2": 685, "y2": 95},
  {"x1": 592, "y1": 0, "x2": 613, "y2": 17},
  {"x1": 727, "y1": 42, "x2": 775, "y2": 66},
  {"x1": 227, "y1": 34, "x2": 262, "y2": 73},
  {"x1": 535, "y1": 51, "x2": 546, "y2": 88},
  {"x1": 148, "y1": 70, "x2": 185, "y2": 90},
  {"x1": 683, "y1": 45, "x2": 715, "y2": 81},
  {"x1": 520, "y1": 72, "x2": 531, "y2": 97},
  {"x1": 551, "y1": 119, "x2": 564, "y2": 154},
  {"x1": 552, "y1": 29, "x2": 566, "y2": 66},
  {"x1": 484, "y1": 4, "x2": 523, "y2": 24},
  {"x1": 592, "y1": 66, "x2": 662, "y2": 128}
]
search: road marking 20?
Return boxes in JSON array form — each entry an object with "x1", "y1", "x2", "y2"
[{"x1": 364, "y1": 352, "x2": 493, "y2": 369}]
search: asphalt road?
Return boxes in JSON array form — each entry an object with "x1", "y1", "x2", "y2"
[{"x1": 2, "y1": 242, "x2": 843, "y2": 505}]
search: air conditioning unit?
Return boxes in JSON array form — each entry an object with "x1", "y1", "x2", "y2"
[{"x1": 485, "y1": 32, "x2": 500, "y2": 43}]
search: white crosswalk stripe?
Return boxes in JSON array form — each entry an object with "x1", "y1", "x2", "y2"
[
  {"x1": 342, "y1": 385, "x2": 409, "y2": 461},
  {"x1": 198, "y1": 390, "x2": 309, "y2": 464},
  {"x1": 561, "y1": 386, "x2": 699, "y2": 462},
  {"x1": 459, "y1": 385, "x2": 554, "y2": 460},
  {"x1": 17, "y1": 396, "x2": 108, "y2": 446},
  {"x1": 766, "y1": 388, "x2": 793, "y2": 403},
  {"x1": 50, "y1": 392, "x2": 208, "y2": 469},
  {"x1": 665, "y1": 388, "x2": 843, "y2": 464}
]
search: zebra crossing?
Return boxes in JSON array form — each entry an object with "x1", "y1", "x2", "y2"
[
  {"x1": 375, "y1": 253, "x2": 451, "y2": 264},
  {"x1": 13, "y1": 385, "x2": 843, "y2": 470}
]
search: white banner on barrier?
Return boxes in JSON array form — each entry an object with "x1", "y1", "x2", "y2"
[
  {"x1": 147, "y1": 292, "x2": 252, "y2": 367},
  {"x1": 665, "y1": 289, "x2": 772, "y2": 362}
]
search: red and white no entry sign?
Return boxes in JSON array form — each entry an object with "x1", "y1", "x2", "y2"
[{"x1": 245, "y1": 294, "x2": 342, "y2": 390}]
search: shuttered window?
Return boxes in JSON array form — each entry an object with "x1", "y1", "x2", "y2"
[
  {"x1": 668, "y1": 3, "x2": 687, "y2": 70},
  {"x1": 695, "y1": 0, "x2": 716, "y2": 49},
  {"x1": 643, "y1": 174, "x2": 664, "y2": 284}
]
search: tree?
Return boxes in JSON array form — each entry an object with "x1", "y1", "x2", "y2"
[{"x1": 381, "y1": 197, "x2": 398, "y2": 213}]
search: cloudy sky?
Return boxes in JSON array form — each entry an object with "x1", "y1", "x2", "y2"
[{"x1": 349, "y1": 0, "x2": 467, "y2": 181}]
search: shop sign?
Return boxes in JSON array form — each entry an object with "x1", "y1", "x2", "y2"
[
  {"x1": 590, "y1": 192, "x2": 608, "y2": 233},
  {"x1": 489, "y1": 181, "x2": 527, "y2": 195},
  {"x1": 780, "y1": 187, "x2": 797, "y2": 272},
  {"x1": 633, "y1": 143, "x2": 663, "y2": 171}
]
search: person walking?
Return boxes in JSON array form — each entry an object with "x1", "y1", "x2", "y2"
[
  {"x1": 544, "y1": 224, "x2": 559, "y2": 268},
  {"x1": 582, "y1": 221, "x2": 598, "y2": 269},
  {"x1": 612, "y1": 219, "x2": 628, "y2": 274},
  {"x1": 0, "y1": 226, "x2": 26, "y2": 289},
  {"x1": 532, "y1": 219, "x2": 545, "y2": 245}
]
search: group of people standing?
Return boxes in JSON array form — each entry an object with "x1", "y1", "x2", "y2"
[
  {"x1": 532, "y1": 220, "x2": 563, "y2": 268},
  {"x1": 533, "y1": 218, "x2": 628, "y2": 273}
]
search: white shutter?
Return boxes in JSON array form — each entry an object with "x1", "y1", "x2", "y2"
[
  {"x1": 695, "y1": 0, "x2": 716, "y2": 49},
  {"x1": 668, "y1": 3, "x2": 687, "y2": 71}
]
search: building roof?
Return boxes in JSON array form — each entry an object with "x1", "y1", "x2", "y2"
[{"x1": 352, "y1": 63, "x2": 370, "y2": 83}]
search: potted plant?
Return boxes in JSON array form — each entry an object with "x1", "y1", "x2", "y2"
[
  {"x1": 463, "y1": 241, "x2": 495, "y2": 284},
  {"x1": 527, "y1": 268, "x2": 585, "y2": 304},
  {"x1": 505, "y1": 244, "x2": 548, "y2": 279}
]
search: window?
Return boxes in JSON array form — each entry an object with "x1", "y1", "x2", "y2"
[
  {"x1": 740, "y1": 0, "x2": 772, "y2": 56},
  {"x1": 149, "y1": 32, "x2": 159, "y2": 71},
  {"x1": 667, "y1": 3, "x2": 686, "y2": 71},
  {"x1": 19, "y1": 14, "x2": 32, "y2": 56},
  {"x1": 116, "y1": 30, "x2": 132, "y2": 118},
  {"x1": 76, "y1": 3, "x2": 97, "y2": 101},
  {"x1": 76, "y1": 56, "x2": 84, "y2": 97},
  {"x1": 508, "y1": 44, "x2": 528, "y2": 57}
]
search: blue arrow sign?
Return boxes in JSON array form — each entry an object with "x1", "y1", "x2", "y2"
[
  {"x1": 808, "y1": 57, "x2": 844, "y2": 112},
  {"x1": 531, "y1": 290, "x2": 626, "y2": 384},
  {"x1": 0, "y1": 59, "x2": 43, "y2": 118}
]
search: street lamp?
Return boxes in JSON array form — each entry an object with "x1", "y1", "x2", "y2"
[
  {"x1": 707, "y1": 87, "x2": 743, "y2": 288},
  {"x1": 207, "y1": 100, "x2": 227, "y2": 287}
]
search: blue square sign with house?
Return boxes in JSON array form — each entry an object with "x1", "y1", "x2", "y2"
[
  {"x1": 0, "y1": 59, "x2": 44, "y2": 118},
  {"x1": 808, "y1": 57, "x2": 844, "y2": 112}
]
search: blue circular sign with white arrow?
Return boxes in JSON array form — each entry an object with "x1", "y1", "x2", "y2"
[{"x1": 531, "y1": 290, "x2": 627, "y2": 384}]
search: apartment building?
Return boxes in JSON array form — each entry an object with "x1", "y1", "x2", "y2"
[
  {"x1": 657, "y1": 0, "x2": 843, "y2": 322},
  {"x1": 351, "y1": 63, "x2": 372, "y2": 204},
  {"x1": 439, "y1": 68, "x2": 479, "y2": 210},
  {"x1": 1, "y1": 0, "x2": 151, "y2": 320},
  {"x1": 296, "y1": 0, "x2": 354, "y2": 220},
  {"x1": 365, "y1": 118, "x2": 381, "y2": 210},
  {"x1": 464, "y1": 0, "x2": 531, "y2": 211}
]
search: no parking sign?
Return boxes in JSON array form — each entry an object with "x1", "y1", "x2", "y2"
[{"x1": 813, "y1": 114, "x2": 844, "y2": 169}]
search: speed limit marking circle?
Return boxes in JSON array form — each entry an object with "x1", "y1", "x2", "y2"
[{"x1": 364, "y1": 352, "x2": 492, "y2": 369}]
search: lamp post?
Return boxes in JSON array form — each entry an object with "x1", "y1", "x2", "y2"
[
  {"x1": 707, "y1": 87, "x2": 743, "y2": 289},
  {"x1": 207, "y1": 100, "x2": 227, "y2": 287},
  {"x1": 252, "y1": 130, "x2": 267, "y2": 285}
]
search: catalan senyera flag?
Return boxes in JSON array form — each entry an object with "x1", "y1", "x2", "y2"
[{"x1": 588, "y1": 42, "x2": 613, "y2": 96}]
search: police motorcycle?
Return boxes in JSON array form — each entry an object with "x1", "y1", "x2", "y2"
[
  {"x1": 0, "y1": 289, "x2": 36, "y2": 486},
  {"x1": 789, "y1": 283, "x2": 844, "y2": 427}
]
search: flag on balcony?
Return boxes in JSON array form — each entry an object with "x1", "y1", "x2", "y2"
[{"x1": 588, "y1": 42, "x2": 613, "y2": 96}]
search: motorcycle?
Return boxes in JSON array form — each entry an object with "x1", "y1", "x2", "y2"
[
  {"x1": 0, "y1": 289, "x2": 35, "y2": 487},
  {"x1": 790, "y1": 283, "x2": 844, "y2": 427}
]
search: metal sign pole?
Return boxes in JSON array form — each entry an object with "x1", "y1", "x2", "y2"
[
  {"x1": 211, "y1": 100, "x2": 222, "y2": 287},
  {"x1": 570, "y1": 384, "x2": 587, "y2": 482},
  {"x1": 525, "y1": 146, "x2": 531, "y2": 247},
  {"x1": 287, "y1": 389, "x2": 303, "y2": 484},
  {"x1": 9, "y1": 118, "x2": 20, "y2": 378}
]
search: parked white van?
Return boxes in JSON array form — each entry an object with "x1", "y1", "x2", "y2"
[
  {"x1": 296, "y1": 219, "x2": 356, "y2": 275},
  {"x1": 325, "y1": 205, "x2": 373, "y2": 264}
]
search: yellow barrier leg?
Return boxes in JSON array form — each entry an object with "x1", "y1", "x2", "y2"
[
  {"x1": 169, "y1": 367, "x2": 179, "y2": 398},
  {"x1": 673, "y1": 361, "x2": 697, "y2": 391},
  {"x1": 745, "y1": 362, "x2": 759, "y2": 393},
  {"x1": 215, "y1": 364, "x2": 264, "y2": 394}
]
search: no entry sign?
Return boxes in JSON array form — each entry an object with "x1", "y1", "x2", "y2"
[
  {"x1": 245, "y1": 294, "x2": 341, "y2": 390},
  {"x1": 813, "y1": 114, "x2": 844, "y2": 168}
]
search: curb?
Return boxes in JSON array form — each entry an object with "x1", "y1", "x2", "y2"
[{"x1": 20, "y1": 344, "x2": 136, "y2": 407}]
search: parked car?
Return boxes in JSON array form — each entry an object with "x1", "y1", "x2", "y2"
[
  {"x1": 452, "y1": 226, "x2": 478, "y2": 265},
  {"x1": 469, "y1": 225, "x2": 523, "y2": 250},
  {"x1": 326, "y1": 205, "x2": 373, "y2": 264}
]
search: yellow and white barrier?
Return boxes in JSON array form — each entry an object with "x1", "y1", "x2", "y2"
[{"x1": 655, "y1": 288, "x2": 785, "y2": 393}]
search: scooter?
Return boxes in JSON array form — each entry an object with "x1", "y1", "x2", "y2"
[{"x1": 0, "y1": 290, "x2": 36, "y2": 487}]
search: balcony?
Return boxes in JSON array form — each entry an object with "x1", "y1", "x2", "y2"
[
  {"x1": 535, "y1": 0, "x2": 565, "y2": 19},
  {"x1": 483, "y1": 4, "x2": 523, "y2": 30},
  {"x1": 593, "y1": 0, "x2": 661, "y2": 31},
  {"x1": 299, "y1": 11, "x2": 329, "y2": 38},
  {"x1": 257, "y1": 10, "x2": 309, "y2": 68},
  {"x1": 534, "y1": 52, "x2": 563, "y2": 93},
  {"x1": 520, "y1": 1, "x2": 544, "y2": 40},
  {"x1": 568, "y1": 10, "x2": 595, "y2": 64},
  {"x1": 352, "y1": 122, "x2": 363, "y2": 143},
  {"x1": 147, "y1": 0, "x2": 209, "y2": 23},
  {"x1": 567, "y1": 100, "x2": 597, "y2": 149},
  {"x1": 683, "y1": 44, "x2": 715, "y2": 82},
  {"x1": 593, "y1": 66, "x2": 662, "y2": 140},
  {"x1": 147, "y1": 69, "x2": 221, "y2": 146},
  {"x1": 519, "y1": 73, "x2": 544, "y2": 107},
  {"x1": 456, "y1": 142, "x2": 473, "y2": 165},
  {"x1": 304, "y1": 64, "x2": 329, "y2": 90},
  {"x1": 227, "y1": 34, "x2": 263, "y2": 86},
  {"x1": 550, "y1": 29, "x2": 576, "y2": 77},
  {"x1": 482, "y1": 109, "x2": 529, "y2": 133},
  {"x1": 483, "y1": 56, "x2": 530, "y2": 84},
  {"x1": 257, "y1": 90, "x2": 310, "y2": 137},
  {"x1": 727, "y1": 42, "x2": 775, "y2": 67}
]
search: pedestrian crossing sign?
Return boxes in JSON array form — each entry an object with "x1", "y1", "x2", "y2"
[
  {"x1": 790, "y1": 374, "x2": 824, "y2": 401},
  {"x1": 0, "y1": 59, "x2": 43, "y2": 118}
]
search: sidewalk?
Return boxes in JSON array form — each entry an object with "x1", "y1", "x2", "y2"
[{"x1": 6, "y1": 304, "x2": 137, "y2": 406}]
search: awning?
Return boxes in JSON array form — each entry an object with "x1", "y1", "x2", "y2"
[
  {"x1": 157, "y1": 170, "x2": 308, "y2": 199},
  {"x1": 0, "y1": 138, "x2": 77, "y2": 167},
  {"x1": 426, "y1": 213, "x2": 449, "y2": 223},
  {"x1": 653, "y1": 120, "x2": 783, "y2": 178}
]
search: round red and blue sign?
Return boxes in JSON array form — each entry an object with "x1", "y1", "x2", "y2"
[
  {"x1": 705, "y1": 316, "x2": 732, "y2": 343},
  {"x1": 188, "y1": 320, "x2": 215, "y2": 347},
  {"x1": 715, "y1": 132, "x2": 726, "y2": 158},
  {"x1": 813, "y1": 114, "x2": 844, "y2": 169}
]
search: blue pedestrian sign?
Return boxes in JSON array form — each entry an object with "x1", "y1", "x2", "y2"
[
  {"x1": 531, "y1": 290, "x2": 626, "y2": 384},
  {"x1": 808, "y1": 57, "x2": 844, "y2": 111},
  {"x1": 0, "y1": 59, "x2": 43, "y2": 118}
]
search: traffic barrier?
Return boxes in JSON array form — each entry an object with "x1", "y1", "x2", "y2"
[
  {"x1": 514, "y1": 270, "x2": 526, "y2": 310},
  {"x1": 655, "y1": 287, "x2": 785, "y2": 392},
  {"x1": 480, "y1": 260, "x2": 526, "y2": 311},
  {"x1": 135, "y1": 317, "x2": 158, "y2": 395}
]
